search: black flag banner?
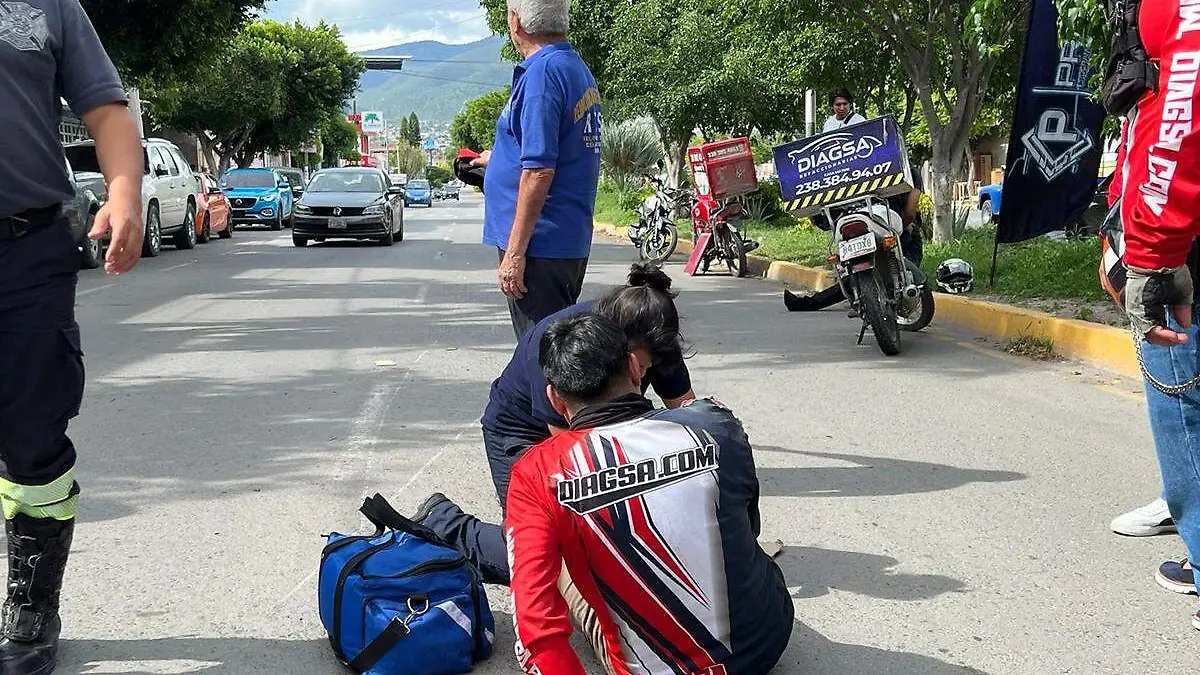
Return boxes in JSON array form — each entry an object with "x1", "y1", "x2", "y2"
[{"x1": 996, "y1": 0, "x2": 1106, "y2": 245}]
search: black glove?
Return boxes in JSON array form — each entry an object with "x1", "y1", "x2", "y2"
[{"x1": 1125, "y1": 265, "x2": 1194, "y2": 336}]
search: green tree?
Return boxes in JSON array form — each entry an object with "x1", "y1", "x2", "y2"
[
  {"x1": 449, "y1": 113, "x2": 481, "y2": 153},
  {"x1": 146, "y1": 20, "x2": 364, "y2": 172},
  {"x1": 321, "y1": 114, "x2": 361, "y2": 167},
  {"x1": 84, "y1": 0, "x2": 266, "y2": 81},
  {"x1": 392, "y1": 144, "x2": 428, "y2": 176},
  {"x1": 238, "y1": 21, "x2": 365, "y2": 165},
  {"x1": 768, "y1": 0, "x2": 1031, "y2": 241},
  {"x1": 397, "y1": 116, "x2": 412, "y2": 147},
  {"x1": 142, "y1": 29, "x2": 290, "y2": 172},
  {"x1": 406, "y1": 112, "x2": 422, "y2": 147},
  {"x1": 449, "y1": 89, "x2": 510, "y2": 152}
]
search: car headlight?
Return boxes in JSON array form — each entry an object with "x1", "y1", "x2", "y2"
[
  {"x1": 295, "y1": 204, "x2": 311, "y2": 214},
  {"x1": 363, "y1": 205, "x2": 385, "y2": 216},
  {"x1": 261, "y1": 193, "x2": 277, "y2": 202}
]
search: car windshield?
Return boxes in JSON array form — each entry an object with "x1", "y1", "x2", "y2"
[
  {"x1": 63, "y1": 145, "x2": 102, "y2": 173},
  {"x1": 408, "y1": 180, "x2": 430, "y2": 189},
  {"x1": 221, "y1": 172, "x2": 276, "y2": 189},
  {"x1": 308, "y1": 172, "x2": 384, "y2": 193}
]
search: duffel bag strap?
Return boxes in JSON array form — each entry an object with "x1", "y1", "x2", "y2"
[
  {"x1": 359, "y1": 494, "x2": 454, "y2": 548},
  {"x1": 348, "y1": 595, "x2": 431, "y2": 672}
]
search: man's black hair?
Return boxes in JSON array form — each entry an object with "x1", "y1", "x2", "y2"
[
  {"x1": 539, "y1": 313, "x2": 631, "y2": 407},
  {"x1": 829, "y1": 88, "x2": 855, "y2": 107},
  {"x1": 594, "y1": 262, "x2": 686, "y2": 368}
]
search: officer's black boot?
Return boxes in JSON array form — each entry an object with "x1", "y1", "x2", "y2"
[{"x1": 0, "y1": 514, "x2": 74, "y2": 675}]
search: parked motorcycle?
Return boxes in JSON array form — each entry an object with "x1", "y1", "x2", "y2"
[
  {"x1": 691, "y1": 195, "x2": 759, "y2": 278},
  {"x1": 822, "y1": 195, "x2": 935, "y2": 355},
  {"x1": 627, "y1": 175, "x2": 689, "y2": 263}
]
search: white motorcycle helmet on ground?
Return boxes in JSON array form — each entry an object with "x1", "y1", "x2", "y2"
[{"x1": 936, "y1": 258, "x2": 974, "y2": 294}]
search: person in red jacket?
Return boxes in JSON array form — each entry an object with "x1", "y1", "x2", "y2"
[
  {"x1": 1114, "y1": 0, "x2": 1200, "y2": 629},
  {"x1": 505, "y1": 312, "x2": 793, "y2": 675}
]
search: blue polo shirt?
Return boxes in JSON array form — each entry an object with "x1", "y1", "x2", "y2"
[{"x1": 482, "y1": 42, "x2": 602, "y2": 259}]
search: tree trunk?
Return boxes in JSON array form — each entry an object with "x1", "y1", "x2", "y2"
[
  {"x1": 196, "y1": 133, "x2": 219, "y2": 175},
  {"x1": 929, "y1": 149, "x2": 956, "y2": 242},
  {"x1": 216, "y1": 152, "x2": 235, "y2": 175}
]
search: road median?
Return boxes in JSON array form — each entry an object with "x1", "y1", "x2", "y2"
[{"x1": 594, "y1": 222, "x2": 1140, "y2": 377}]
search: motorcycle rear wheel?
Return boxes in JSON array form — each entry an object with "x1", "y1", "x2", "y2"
[
  {"x1": 858, "y1": 269, "x2": 902, "y2": 355},
  {"x1": 640, "y1": 223, "x2": 679, "y2": 263},
  {"x1": 899, "y1": 285, "x2": 936, "y2": 332},
  {"x1": 722, "y1": 229, "x2": 748, "y2": 278}
]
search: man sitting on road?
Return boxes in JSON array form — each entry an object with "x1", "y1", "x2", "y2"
[{"x1": 503, "y1": 312, "x2": 793, "y2": 675}]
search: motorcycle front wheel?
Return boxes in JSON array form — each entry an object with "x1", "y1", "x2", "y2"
[
  {"x1": 857, "y1": 269, "x2": 902, "y2": 355},
  {"x1": 640, "y1": 223, "x2": 679, "y2": 263}
]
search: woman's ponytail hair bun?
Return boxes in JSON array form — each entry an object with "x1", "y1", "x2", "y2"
[{"x1": 627, "y1": 262, "x2": 674, "y2": 295}]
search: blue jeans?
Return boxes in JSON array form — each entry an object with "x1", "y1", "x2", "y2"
[{"x1": 1143, "y1": 307, "x2": 1200, "y2": 560}]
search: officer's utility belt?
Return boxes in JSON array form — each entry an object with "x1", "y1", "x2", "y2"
[{"x1": 0, "y1": 205, "x2": 62, "y2": 241}]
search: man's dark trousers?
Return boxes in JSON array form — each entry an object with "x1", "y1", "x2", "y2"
[
  {"x1": 0, "y1": 218, "x2": 84, "y2": 509},
  {"x1": 419, "y1": 425, "x2": 531, "y2": 586},
  {"x1": 498, "y1": 248, "x2": 587, "y2": 339}
]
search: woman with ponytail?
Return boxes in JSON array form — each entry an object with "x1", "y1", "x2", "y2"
[{"x1": 410, "y1": 262, "x2": 696, "y2": 584}]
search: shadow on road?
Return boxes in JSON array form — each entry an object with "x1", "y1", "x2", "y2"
[
  {"x1": 59, "y1": 619, "x2": 989, "y2": 675},
  {"x1": 754, "y1": 447, "x2": 1025, "y2": 499},
  {"x1": 776, "y1": 545, "x2": 966, "y2": 601},
  {"x1": 782, "y1": 621, "x2": 990, "y2": 675}
]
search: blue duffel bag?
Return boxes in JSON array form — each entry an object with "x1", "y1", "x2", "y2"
[{"x1": 319, "y1": 494, "x2": 495, "y2": 675}]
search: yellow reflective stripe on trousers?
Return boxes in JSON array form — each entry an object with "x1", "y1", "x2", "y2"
[{"x1": 0, "y1": 470, "x2": 78, "y2": 520}]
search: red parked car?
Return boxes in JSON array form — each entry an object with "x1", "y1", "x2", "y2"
[{"x1": 194, "y1": 172, "x2": 231, "y2": 241}]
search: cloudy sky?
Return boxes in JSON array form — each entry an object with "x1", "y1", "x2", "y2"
[{"x1": 263, "y1": 0, "x2": 493, "y2": 51}]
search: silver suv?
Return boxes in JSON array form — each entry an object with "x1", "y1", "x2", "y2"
[{"x1": 63, "y1": 137, "x2": 199, "y2": 258}]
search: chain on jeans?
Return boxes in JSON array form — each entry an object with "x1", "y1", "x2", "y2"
[{"x1": 1133, "y1": 325, "x2": 1200, "y2": 396}]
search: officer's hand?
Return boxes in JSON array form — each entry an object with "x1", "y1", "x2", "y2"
[
  {"x1": 1125, "y1": 265, "x2": 1193, "y2": 346},
  {"x1": 91, "y1": 195, "x2": 144, "y2": 275},
  {"x1": 470, "y1": 150, "x2": 491, "y2": 168}
]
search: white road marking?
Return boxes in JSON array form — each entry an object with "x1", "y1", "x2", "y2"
[
  {"x1": 415, "y1": 283, "x2": 430, "y2": 304},
  {"x1": 276, "y1": 427, "x2": 460, "y2": 608},
  {"x1": 77, "y1": 283, "x2": 114, "y2": 298}
]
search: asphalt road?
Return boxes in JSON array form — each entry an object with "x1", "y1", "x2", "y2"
[{"x1": 60, "y1": 192, "x2": 1187, "y2": 675}]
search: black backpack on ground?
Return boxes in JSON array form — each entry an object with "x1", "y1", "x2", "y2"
[{"x1": 1101, "y1": 0, "x2": 1158, "y2": 115}]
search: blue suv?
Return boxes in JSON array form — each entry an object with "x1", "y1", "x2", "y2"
[{"x1": 221, "y1": 168, "x2": 295, "y2": 230}]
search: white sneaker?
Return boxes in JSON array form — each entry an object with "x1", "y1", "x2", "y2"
[{"x1": 1112, "y1": 498, "x2": 1177, "y2": 537}]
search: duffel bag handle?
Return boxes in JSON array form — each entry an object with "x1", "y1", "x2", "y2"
[{"x1": 359, "y1": 494, "x2": 455, "y2": 549}]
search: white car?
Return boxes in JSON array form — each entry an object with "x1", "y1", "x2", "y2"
[{"x1": 64, "y1": 137, "x2": 200, "y2": 257}]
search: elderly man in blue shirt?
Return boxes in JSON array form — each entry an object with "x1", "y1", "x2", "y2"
[{"x1": 472, "y1": 0, "x2": 602, "y2": 339}]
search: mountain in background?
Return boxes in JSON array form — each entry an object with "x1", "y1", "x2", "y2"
[{"x1": 353, "y1": 36, "x2": 511, "y2": 129}]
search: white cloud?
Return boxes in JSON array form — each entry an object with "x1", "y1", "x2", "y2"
[{"x1": 264, "y1": 0, "x2": 493, "y2": 51}]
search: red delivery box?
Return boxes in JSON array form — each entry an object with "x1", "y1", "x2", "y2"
[{"x1": 687, "y1": 137, "x2": 758, "y2": 201}]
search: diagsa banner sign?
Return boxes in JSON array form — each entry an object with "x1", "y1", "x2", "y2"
[{"x1": 772, "y1": 114, "x2": 914, "y2": 218}]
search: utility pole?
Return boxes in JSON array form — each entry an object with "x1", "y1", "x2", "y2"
[{"x1": 804, "y1": 89, "x2": 815, "y2": 137}]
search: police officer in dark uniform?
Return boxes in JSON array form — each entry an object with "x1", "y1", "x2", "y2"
[{"x1": 0, "y1": 1, "x2": 144, "y2": 673}]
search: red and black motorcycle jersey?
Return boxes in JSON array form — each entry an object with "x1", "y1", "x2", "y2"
[
  {"x1": 1118, "y1": 0, "x2": 1200, "y2": 270},
  {"x1": 504, "y1": 398, "x2": 793, "y2": 675}
]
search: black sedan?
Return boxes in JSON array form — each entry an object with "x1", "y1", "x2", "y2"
[{"x1": 291, "y1": 168, "x2": 405, "y2": 247}]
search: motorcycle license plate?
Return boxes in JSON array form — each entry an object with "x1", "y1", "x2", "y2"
[
  {"x1": 839, "y1": 233, "x2": 876, "y2": 260},
  {"x1": 328, "y1": 218, "x2": 346, "y2": 229}
]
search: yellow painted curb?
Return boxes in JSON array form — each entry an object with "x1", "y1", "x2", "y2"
[{"x1": 593, "y1": 221, "x2": 1140, "y2": 376}]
